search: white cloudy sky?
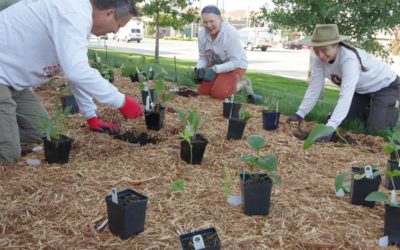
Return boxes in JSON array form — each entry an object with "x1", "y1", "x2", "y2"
[{"x1": 198, "y1": 0, "x2": 273, "y2": 13}]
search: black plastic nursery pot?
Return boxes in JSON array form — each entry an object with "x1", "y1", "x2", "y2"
[
  {"x1": 262, "y1": 111, "x2": 280, "y2": 131},
  {"x1": 144, "y1": 106, "x2": 165, "y2": 131},
  {"x1": 60, "y1": 95, "x2": 79, "y2": 114},
  {"x1": 385, "y1": 160, "x2": 400, "y2": 190},
  {"x1": 141, "y1": 89, "x2": 157, "y2": 105},
  {"x1": 384, "y1": 204, "x2": 400, "y2": 245},
  {"x1": 350, "y1": 166, "x2": 381, "y2": 208},
  {"x1": 105, "y1": 188, "x2": 148, "y2": 240},
  {"x1": 240, "y1": 173, "x2": 273, "y2": 216},
  {"x1": 179, "y1": 227, "x2": 221, "y2": 250},
  {"x1": 226, "y1": 118, "x2": 246, "y2": 140},
  {"x1": 42, "y1": 135, "x2": 72, "y2": 164},
  {"x1": 180, "y1": 134, "x2": 208, "y2": 165},
  {"x1": 222, "y1": 102, "x2": 241, "y2": 119}
]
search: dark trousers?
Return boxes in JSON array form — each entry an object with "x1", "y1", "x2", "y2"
[{"x1": 345, "y1": 76, "x2": 400, "y2": 132}]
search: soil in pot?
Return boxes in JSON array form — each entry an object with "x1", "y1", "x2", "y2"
[
  {"x1": 144, "y1": 105, "x2": 165, "y2": 131},
  {"x1": 42, "y1": 135, "x2": 73, "y2": 164},
  {"x1": 179, "y1": 227, "x2": 221, "y2": 250},
  {"x1": 180, "y1": 134, "x2": 208, "y2": 164},
  {"x1": 385, "y1": 160, "x2": 400, "y2": 190},
  {"x1": 175, "y1": 87, "x2": 198, "y2": 97},
  {"x1": 114, "y1": 132, "x2": 160, "y2": 145},
  {"x1": 105, "y1": 189, "x2": 148, "y2": 240},
  {"x1": 226, "y1": 118, "x2": 246, "y2": 140},
  {"x1": 240, "y1": 173, "x2": 273, "y2": 216},
  {"x1": 384, "y1": 203, "x2": 400, "y2": 245},
  {"x1": 223, "y1": 102, "x2": 241, "y2": 119},
  {"x1": 350, "y1": 166, "x2": 381, "y2": 208},
  {"x1": 60, "y1": 95, "x2": 79, "y2": 114}
]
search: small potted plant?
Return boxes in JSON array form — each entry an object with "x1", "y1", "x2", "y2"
[
  {"x1": 176, "y1": 109, "x2": 208, "y2": 165},
  {"x1": 366, "y1": 169, "x2": 400, "y2": 245},
  {"x1": 335, "y1": 165, "x2": 382, "y2": 208},
  {"x1": 222, "y1": 94, "x2": 242, "y2": 119},
  {"x1": 36, "y1": 101, "x2": 73, "y2": 164},
  {"x1": 60, "y1": 84, "x2": 79, "y2": 114},
  {"x1": 383, "y1": 130, "x2": 400, "y2": 190},
  {"x1": 144, "y1": 77, "x2": 174, "y2": 131},
  {"x1": 179, "y1": 227, "x2": 221, "y2": 250},
  {"x1": 262, "y1": 93, "x2": 282, "y2": 131},
  {"x1": 226, "y1": 106, "x2": 252, "y2": 140},
  {"x1": 105, "y1": 188, "x2": 148, "y2": 240},
  {"x1": 91, "y1": 52, "x2": 114, "y2": 83},
  {"x1": 240, "y1": 134, "x2": 281, "y2": 215}
]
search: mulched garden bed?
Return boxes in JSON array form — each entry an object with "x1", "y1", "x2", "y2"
[{"x1": 0, "y1": 69, "x2": 395, "y2": 249}]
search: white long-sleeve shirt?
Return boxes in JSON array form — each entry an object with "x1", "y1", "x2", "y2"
[
  {"x1": 0, "y1": 0, "x2": 125, "y2": 119},
  {"x1": 297, "y1": 46, "x2": 397, "y2": 129},
  {"x1": 195, "y1": 21, "x2": 247, "y2": 73}
]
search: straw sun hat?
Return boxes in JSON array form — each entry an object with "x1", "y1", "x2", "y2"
[{"x1": 299, "y1": 24, "x2": 350, "y2": 47}]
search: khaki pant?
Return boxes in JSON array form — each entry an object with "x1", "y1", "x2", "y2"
[
  {"x1": 345, "y1": 76, "x2": 400, "y2": 132},
  {"x1": 0, "y1": 84, "x2": 49, "y2": 163}
]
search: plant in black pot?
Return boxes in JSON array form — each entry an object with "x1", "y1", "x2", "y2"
[
  {"x1": 105, "y1": 188, "x2": 148, "y2": 240},
  {"x1": 240, "y1": 134, "x2": 281, "y2": 215},
  {"x1": 262, "y1": 92, "x2": 282, "y2": 131},
  {"x1": 144, "y1": 76, "x2": 175, "y2": 131},
  {"x1": 176, "y1": 108, "x2": 208, "y2": 165},
  {"x1": 36, "y1": 101, "x2": 73, "y2": 164},
  {"x1": 222, "y1": 94, "x2": 243, "y2": 119},
  {"x1": 59, "y1": 84, "x2": 79, "y2": 114},
  {"x1": 383, "y1": 130, "x2": 400, "y2": 190},
  {"x1": 226, "y1": 106, "x2": 252, "y2": 140},
  {"x1": 91, "y1": 52, "x2": 114, "y2": 83},
  {"x1": 334, "y1": 165, "x2": 382, "y2": 208},
  {"x1": 179, "y1": 227, "x2": 221, "y2": 250},
  {"x1": 366, "y1": 169, "x2": 400, "y2": 246}
]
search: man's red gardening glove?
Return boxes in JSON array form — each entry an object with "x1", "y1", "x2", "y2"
[
  {"x1": 87, "y1": 117, "x2": 120, "y2": 135},
  {"x1": 119, "y1": 95, "x2": 144, "y2": 119}
]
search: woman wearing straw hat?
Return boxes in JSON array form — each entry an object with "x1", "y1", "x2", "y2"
[
  {"x1": 287, "y1": 24, "x2": 400, "y2": 137},
  {"x1": 193, "y1": 5, "x2": 250, "y2": 100}
]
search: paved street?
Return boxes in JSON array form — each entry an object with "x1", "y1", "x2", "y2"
[{"x1": 90, "y1": 38, "x2": 400, "y2": 81}]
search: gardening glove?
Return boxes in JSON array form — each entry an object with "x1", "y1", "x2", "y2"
[
  {"x1": 315, "y1": 133, "x2": 333, "y2": 143},
  {"x1": 87, "y1": 117, "x2": 120, "y2": 135},
  {"x1": 119, "y1": 95, "x2": 144, "y2": 119},
  {"x1": 192, "y1": 68, "x2": 206, "y2": 84},
  {"x1": 204, "y1": 67, "x2": 217, "y2": 81},
  {"x1": 286, "y1": 114, "x2": 303, "y2": 123}
]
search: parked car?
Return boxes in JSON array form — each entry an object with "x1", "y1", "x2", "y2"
[
  {"x1": 127, "y1": 28, "x2": 143, "y2": 43},
  {"x1": 239, "y1": 27, "x2": 273, "y2": 52}
]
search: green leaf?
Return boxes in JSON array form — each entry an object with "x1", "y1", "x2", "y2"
[
  {"x1": 269, "y1": 173, "x2": 282, "y2": 187},
  {"x1": 160, "y1": 92, "x2": 175, "y2": 106},
  {"x1": 365, "y1": 191, "x2": 388, "y2": 202},
  {"x1": 303, "y1": 124, "x2": 335, "y2": 150},
  {"x1": 175, "y1": 108, "x2": 187, "y2": 125},
  {"x1": 247, "y1": 135, "x2": 266, "y2": 151},
  {"x1": 343, "y1": 181, "x2": 351, "y2": 193},
  {"x1": 171, "y1": 179, "x2": 185, "y2": 192},
  {"x1": 335, "y1": 172, "x2": 350, "y2": 191},
  {"x1": 255, "y1": 154, "x2": 277, "y2": 171},
  {"x1": 240, "y1": 155, "x2": 258, "y2": 166}
]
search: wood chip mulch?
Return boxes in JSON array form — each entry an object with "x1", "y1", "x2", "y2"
[{"x1": 0, "y1": 70, "x2": 396, "y2": 249}]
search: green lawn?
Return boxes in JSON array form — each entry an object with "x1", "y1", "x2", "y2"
[{"x1": 89, "y1": 48, "x2": 397, "y2": 138}]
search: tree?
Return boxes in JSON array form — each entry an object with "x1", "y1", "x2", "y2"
[
  {"x1": 0, "y1": 0, "x2": 19, "y2": 11},
  {"x1": 142, "y1": 0, "x2": 199, "y2": 62},
  {"x1": 261, "y1": 0, "x2": 400, "y2": 61}
]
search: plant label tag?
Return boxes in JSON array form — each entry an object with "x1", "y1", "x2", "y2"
[
  {"x1": 145, "y1": 96, "x2": 150, "y2": 111},
  {"x1": 378, "y1": 235, "x2": 389, "y2": 247},
  {"x1": 230, "y1": 95, "x2": 234, "y2": 103},
  {"x1": 111, "y1": 188, "x2": 118, "y2": 204},
  {"x1": 364, "y1": 165, "x2": 373, "y2": 178},
  {"x1": 192, "y1": 234, "x2": 205, "y2": 250},
  {"x1": 335, "y1": 188, "x2": 345, "y2": 198},
  {"x1": 390, "y1": 190, "x2": 398, "y2": 206}
]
